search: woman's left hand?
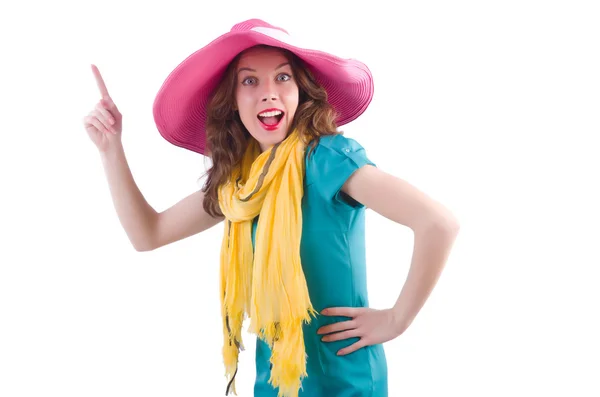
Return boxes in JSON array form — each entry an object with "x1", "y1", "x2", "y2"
[{"x1": 317, "y1": 307, "x2": 408, "y2": 356}]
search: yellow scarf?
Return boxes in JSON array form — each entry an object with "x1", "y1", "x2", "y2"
[{"x1": 218, "y1": 129, "x2": 318, "y2": 397}]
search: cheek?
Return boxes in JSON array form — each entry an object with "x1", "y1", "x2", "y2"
[
  {"x1": 235, "y1": 92, "x2": 255, "y2": 122},
  {"x1": 282, "y1": 88, "x2": 299, "y2": 117}
]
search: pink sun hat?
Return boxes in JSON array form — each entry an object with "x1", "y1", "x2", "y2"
[{"x1": 152, "y1": 18, "x2": 374, "y2": 155}]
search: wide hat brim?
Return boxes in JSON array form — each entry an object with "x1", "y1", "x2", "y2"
[{"x1": 152, "y1": 20, "x2": 374, "y2": 155}]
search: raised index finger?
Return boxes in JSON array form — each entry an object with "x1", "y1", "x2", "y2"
[{"x1": 91, "y1": 64, "x2": 111, "y2": 99}]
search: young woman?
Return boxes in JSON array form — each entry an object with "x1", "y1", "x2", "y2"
[{"x1": 83, "y1": 19, "x2": 460, "y2": 397}]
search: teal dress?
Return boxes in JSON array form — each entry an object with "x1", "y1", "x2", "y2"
[{"x1": 251, "y1": 134, "x2": 388, "y2": 397}]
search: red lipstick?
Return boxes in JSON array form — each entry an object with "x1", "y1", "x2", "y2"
[{"x1": 257, "y1": 108, "x2": 285, "y2": 131}]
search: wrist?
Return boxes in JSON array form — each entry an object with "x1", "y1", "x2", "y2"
[
  {"x1": 390, "y1": 306, "x2": 413, "y2": 335},
  {"x1": 100, "y1": 142, "x2": 125, "y2": 162}
]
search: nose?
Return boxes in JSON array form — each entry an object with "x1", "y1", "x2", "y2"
[
  {"x1": 260, "y1": 80, "x2": 278, "y2": 102},
  {"x1": 261, "y1": 94, "x2": 278, "y2": 102}
]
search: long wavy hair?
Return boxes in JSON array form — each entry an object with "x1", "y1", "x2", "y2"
[{"x1": 201, "y1": 45, "x2": 341, "y2": 218}]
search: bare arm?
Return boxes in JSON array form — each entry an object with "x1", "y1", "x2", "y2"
[
  {"x1": 342, "y1": 165, "x2": 459, "y2": 232},
  {"x1": 100, "y1": 143, "x2": 223, "y2": 252},
  {"x1": 85, "y1": 65, "x2": 223, "y2": 252},
  {"x1": 342, "y1": 165, "x2": 459, "y2": 330}
]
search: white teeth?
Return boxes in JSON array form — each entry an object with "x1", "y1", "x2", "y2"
[{"x1": 258, "y1": 110, "x2": 282, "y2": 117}]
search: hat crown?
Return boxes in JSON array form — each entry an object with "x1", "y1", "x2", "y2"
[{"x1": 230, "y1": 19, "x2": 289, "y2": 35}]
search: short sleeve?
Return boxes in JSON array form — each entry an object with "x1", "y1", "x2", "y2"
[{"x1": 307, "y1": 134, "x2": 376, "y2": 209}]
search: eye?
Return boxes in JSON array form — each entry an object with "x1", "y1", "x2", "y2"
[
  {"x1": 242, "y1": 77, "x2": 257, "y2": 85},
  {"x1": 277, "y1": 73, "x2": 292, "y2": 82}
]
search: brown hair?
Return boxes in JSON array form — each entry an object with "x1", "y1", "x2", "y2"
[{"x1": 201, "y1": 45, "x2": 341, "y2": 217}]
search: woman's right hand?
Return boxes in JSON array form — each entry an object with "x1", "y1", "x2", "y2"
[{"x1": 83, "y1": 64, "x2": 123, "y2": 153}]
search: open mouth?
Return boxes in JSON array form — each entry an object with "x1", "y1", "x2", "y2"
[{"x1": 257, "y1": 109, "x2": 285, "y2": 127}]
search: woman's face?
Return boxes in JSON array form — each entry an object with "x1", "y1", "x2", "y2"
[{"x1": 234, "y1": 47, "x2": 299, "y2": 152}]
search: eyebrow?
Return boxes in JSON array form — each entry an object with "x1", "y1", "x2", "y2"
[{"x1": 237, "y1": 62, "x2": 290, "y2": 74}]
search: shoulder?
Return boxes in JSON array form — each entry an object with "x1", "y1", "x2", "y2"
[
  {"x1": 308, "y1": 133, "x2": 367, "y2": 157},
  {"x1": 304, "y1": 133, "x2": 376, "y2": 208},
  {"x1": 305, "y1": 133, "x2": 374, "y2": 170}
]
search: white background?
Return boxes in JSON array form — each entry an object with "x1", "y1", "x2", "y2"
[{"x1": 1, "y1": 0, "x2": 599, "y2": 396}]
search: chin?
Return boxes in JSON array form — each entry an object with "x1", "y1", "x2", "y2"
[{"x1": 251, "y1": 123, "x2": 290, "y2": 151}]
